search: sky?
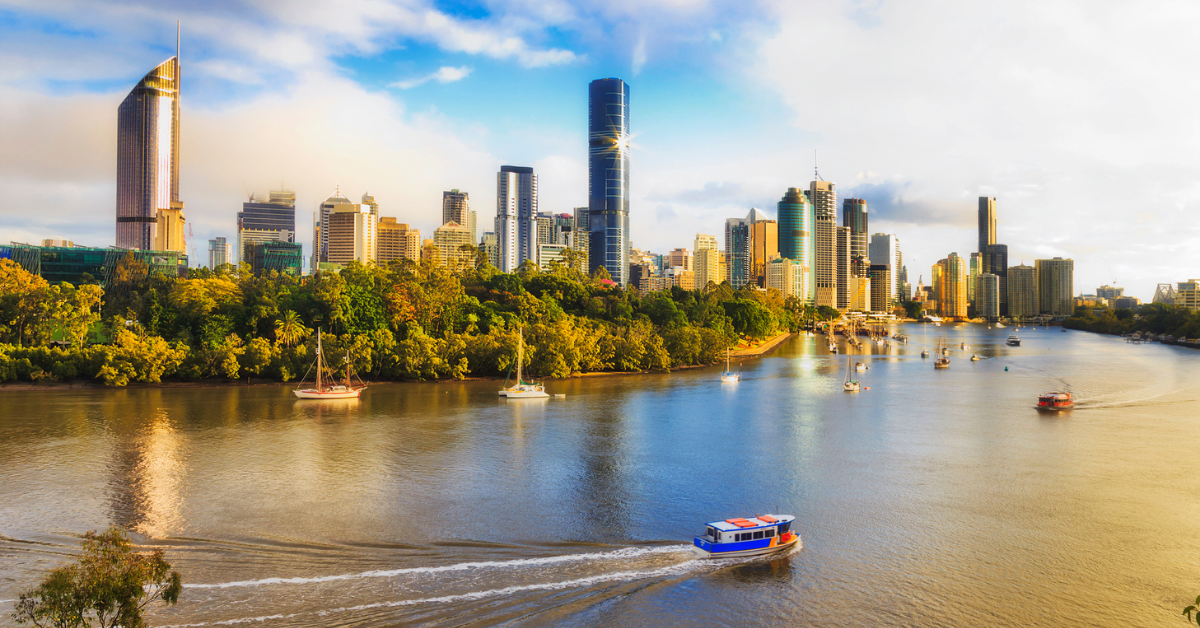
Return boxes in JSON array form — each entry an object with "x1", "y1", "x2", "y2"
[{"x1": 0, "y1": 0, "x2": 1197, "y2": 300}]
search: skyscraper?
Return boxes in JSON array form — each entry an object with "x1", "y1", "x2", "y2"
[
  {"x1": 842, "y1": 198, "x2": 868, "y2": 277},
  {"x1": 442, "y1": 189, "x2": 469, "y2": 229},
  {"x1": 978, "y1": 196, "x2": 996, "y2": 253},
  {"x1": 983, "y1": 243, "x2": 1009, "y2": 315},
  {"x1": 116, "y1": 33, "x2": 182, "y2": 251},
  {"x1": 434, "y1": 221, "x2": 473, "y2": 268},
  {"x1": 496, "y1": 165, "x2": 537, "y2": 273},
  {"x1": 313, "y1": 190, "x2": 352, "y2": 269},
  {"x1": 750, "y1": 215, "x2": 778, "y2": 286},
  {"x1": 572, "y1": 207, "x2": 590, "y2": 261},
  {"x1": 869, "y1": 233, "x2": 899, "y2": 306},
  {"x1": 207, "y1": 237, "x2": 231, "y2": 269},
  {"x1": 1035, "y1": 257, "x2": 1074, "y2": 316},
  {"x1": 326, "y1": 202, "x2": 376, "y2": 265},
  {"x1": 977, "y1": 273, "x2": 1000, "y2": 319},
  {"x1": 836, "y1": 226, "x2": 850, "y2": 310},
  {"x1": 777, "y1": 187, "x2": 813, "y2": 304},
  {"x1": 238, "y1": 190, "x2": 295, "y2": 263},
  {"x1": 724, "y1": 216, "x2": 751, "y2": 288},
  {"x1": 377, "y1": 218, "x2": 419, "y2": 263},
  {"x1": 1008, "y1": 264, "x2": 1038, "y2": 319},
  {"x1": 810, "y1": 180, "x2": 837, "y2": 307},
  {"x1": 588, "y1": 78, "x2": 630, "y2": 285},
  {"x1": 694, "y1": 234, "x2": 720, "y2": 288}
]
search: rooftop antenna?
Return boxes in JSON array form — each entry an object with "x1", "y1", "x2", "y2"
[
  {"x1": 176, "y1": 20, "x2": 180, "y2": 60},
  {"x1": 814, "y1": 149, "x2": 823, "y2": 181}
]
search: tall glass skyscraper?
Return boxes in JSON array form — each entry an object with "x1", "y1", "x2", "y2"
[
  {"x1": 116, "y1": 47, "x2": 181, "y2": 251},
  {"x1": 496, "y1": 165, "x2": 537, "y2": 273},
  {"x1": 842, "y1": 198, "x2": 868, "y2": 278},
  {"x1": 588, "y1": 78, "x2": 630, "y2": 285}
]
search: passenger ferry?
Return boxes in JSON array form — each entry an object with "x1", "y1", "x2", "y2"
[
  {"x1": 693, "y1": 514, "x2": 800, "y2": 558},
  {"x1": 1036, "y1": 391, "x2": 1074, "y2": 411}
]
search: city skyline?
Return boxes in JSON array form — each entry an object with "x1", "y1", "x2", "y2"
[{"x1": 1, "y1": 2, "x2": 1197, "y2": 299}]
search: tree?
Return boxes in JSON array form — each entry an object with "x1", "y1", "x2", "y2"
[
  {"x1": 12, "y1": 527, "x2": 181, "y2": 628},
  {"x1": 274, "y1": 310, "x2": 307, "y2": 347},
  {"x1": 0, "y1": 259, "x2": 50, "y2": 346}
]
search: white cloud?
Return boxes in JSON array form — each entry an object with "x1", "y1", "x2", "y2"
[{"x1": 389, "y1": 65, "x2": 473, "y2": 90}]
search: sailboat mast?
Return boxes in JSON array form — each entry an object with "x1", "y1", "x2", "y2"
[
  {"x1": 316, "y1": 330, "x2": 322, "y2": 391},
  {"x1": 517, "y1": 328, "x2": 524, "y2": 384},
  {"x1": 345, "y1": 348, "x2": 351, "y2": 387}
]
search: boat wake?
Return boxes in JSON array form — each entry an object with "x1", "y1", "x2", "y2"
[
  {"x1": 157, "y1": 543, "x2": 800, "y2": 627},
  {"x1": 1074, "y1": 386, "x2": 1194, "y2": 410}
]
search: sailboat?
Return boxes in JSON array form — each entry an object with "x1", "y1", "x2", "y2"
[
  {"x1": 921, "y1": 322, "x2": 930, "y2": 358},
  {"x1": 294, "y1": 330, "x2": 366, "y2": 399},
  {"x1": 970, "y1": 324, "x2": 980, "y2": 361},
  {"x1": 843, "y1": 351, "x2": 860, "y2": 392},
  {"x1": 499, "y1": 328, "x2": 549, "y2": 398},
  {"x1": 934, "y1": 336, "x2": 950, "y2": 369},
  {"x1": 721, "y1": 347, "x2": 740, "y2": 383}
]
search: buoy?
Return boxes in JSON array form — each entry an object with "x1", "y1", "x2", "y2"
[{"x1": 1004, "y1": 366, "x2": 1009, "y2": 371}]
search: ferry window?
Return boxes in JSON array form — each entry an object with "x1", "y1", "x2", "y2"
[
  {"x1": 766, "y1": 528, "x2": 775, "y2": 537},
  {"x1": 736, "y1": 533, "x2": 745, "y2": 542},
  {"x1": 780, "y1": 522, "x2": 790, "y2": 533},
  {"x1": 707, "y1": 526, "x2": 716, "y2": 539},
  {"x1": 754, "y1": 531, "x2": 764, "y2": 540}
]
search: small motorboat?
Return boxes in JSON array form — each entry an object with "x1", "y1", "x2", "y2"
[
  {"x1": 970, "y1": 354, "x2": 980, "y2": 361},
  {"x1": 1036, "y1": 391, "x2": 1074, "y2": 411},
  {"x1": 855, "y1": 362, "x2": 867, "y2": 372},
  {"x1": 693, "y1": 514, "x2": 801, "y2": 558},
  {"x1": 921, "y1": 349, "x2": 930, "y2": 358},
  {"x1": 1007, "y1": 334, "x2": 1021, "y2": 346}
]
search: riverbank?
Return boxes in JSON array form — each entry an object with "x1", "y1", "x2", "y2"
[{"x1": 731, "y1": 332, "x2": 794, "y2": 357}]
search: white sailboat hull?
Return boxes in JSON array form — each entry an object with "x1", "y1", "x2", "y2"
[{"x1": 294, "y1": 388, "x2": 362, "y2": 399}]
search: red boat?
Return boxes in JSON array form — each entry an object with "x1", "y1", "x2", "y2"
[{"x1": 1036, "y1": 392, "x2": 1074, "y2": 411}]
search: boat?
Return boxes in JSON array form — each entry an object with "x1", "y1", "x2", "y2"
[
  {"x1": 499, "y1": 328, "x2": 549, "y2": 398},
  {"x1": 720, "y1": 347, "x2": 740, "y2": 383},
  {"x1": 934, "y1": 337, "x2": 950, "y2": 369},
  {"x1": 921, "y1": 349, "x2": 930, "y2": 358},
  {"x1": 921, "y1": 323, "x2": 930, "y2": 358},
  {"x1": 854, "y1": 362, "x2": 867, "y2": 372},
  {"x1": 1036, "y1": 391, "x2": 1074, "y2": 411},
  {"x1": 294, "y1": 330, "x2": 366, "y2": 399},
  {"x1": 828, "y1": 341, "x2": 838, "y2": 354},
  {"x1": 843, "y1": 353, "x2": 860, "y2": 392},
  {"x1": 693, "y1": 514, "x2": 801, "y2": 558},
  {"x1": 1006, "y1": 334, "x2": 1021, "y2": 346},
  {"x1": 970, "y1": 354, "x2": 980, "y2": 361}
]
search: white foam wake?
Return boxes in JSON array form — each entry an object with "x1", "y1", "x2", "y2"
[{"x1": 185, "y1": 544, "x2": 693, "y2": 589}]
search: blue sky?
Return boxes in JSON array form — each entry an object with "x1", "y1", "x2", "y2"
[{"x1": 0, "y1": 0, "x2": 1197, "y2": 299}]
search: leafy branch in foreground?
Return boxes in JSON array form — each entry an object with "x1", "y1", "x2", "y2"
[{"x1": 12, "y1": 527, "x2": 181, "y2": 628}]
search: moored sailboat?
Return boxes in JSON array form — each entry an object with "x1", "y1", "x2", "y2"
[
  {"x1": 294, "y1": 330, "x2": 366, "y2": 399},
  {"x1": 721, "y1": 347, "x2": 740, "y2": 383},
  {"x1": 499, "y1": 328, "x2": 549, "y2": 398}
]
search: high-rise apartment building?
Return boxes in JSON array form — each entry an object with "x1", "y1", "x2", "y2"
[
  {"x1": 750, "y1": 216, "x2": 778, "y2": 286},
  {"x1": 377, "y1": 218, "x2": 420, "y2": 263},
  {"x1": 588, "y1": 78, "x2": 630, "y2": 285},
  {"x1": 836, "y1": 226, "x2": 850, "y2": 309},
  {"x1": 536, "y1": 212, "x2": 556, "y2": 257},
  {"x1": 936, "y1": 253, "x2": 968, "y2": 319},
  {"x1": 767, "y1": 257, "x2": 808, "y2": 301},
  {"x1": 978, "y1": 196, "x2": 996, "y2": 253},
  {"x1": 668, "y1": 248, "x2": 692, "y2": 271},
  {"x1": 1177, "y1": 280, "x2": 1200, "y2": 312},
  {"x1": 313, "y1": 189, "x2": 353, "y2": 268},
  {"x1": 572, "y1": 207, "x2": 589, "y2": 260},
  {"x1": 968, "y1": 252, "x2": 982, "y2": 308},
  {"x1": 868, "y1": 264, "x2": 891, "y2": 313},
  {"x1": 977, "y1": 273, "x2": 1000, "y2": 319},
  {"x1": 694, "y1": 234, "x2": 719, "y2": 288},
  {"x1": 725, "y1": 217, "x2": 751, "y2": 288},
  {"x1": 868, "y1": 233, "x2": 898, "y2": 306},
  {"x1": 809, "y1": 180, "x2": 837, "y2": 307},
  {"x1": 1007, "y1": 264, "x2": 1038, "y2": 319},
  {"x1": 496, "y1": 165, "x2": 537, "y2": 273},
  {"x1": 442, "y1": 189, "x2": 469, "y2": 233},
  {"x1": 326, "y1": 202, "x2": 376, "y2": 265},
  {"x1": 207, "y1": 237, "x2": 231, "y2": 269},
  {"x1": 842, "y1": 198, "x2": 868, "y2": 278},
  {"x1": 480, "y1": 231, "x2": 498, "y2": 269},
  {"x1": 434, "y1": 221, "x2": 473, "y2": 268},
  {"x1": 116, "y1": 42, "x2": 183, "y2": 251},
  {"x1": 1035, "y1": 257, "x2": 1074, "y2": 316}
]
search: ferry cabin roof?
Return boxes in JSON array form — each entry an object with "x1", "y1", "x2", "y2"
[{"x1": 707, "y1": 514, "x2": 794, "y2": 535}]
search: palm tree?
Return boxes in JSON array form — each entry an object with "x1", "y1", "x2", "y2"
[{"x1": 274, "y1": 310, "x2": 306, "y2": 347}]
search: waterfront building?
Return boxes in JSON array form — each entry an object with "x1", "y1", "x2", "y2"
[
  {"x1": 810, "y1": 180, "x2": 838, "y2": 308},
  {"x1": 434, "y1": 221, "x2": 473, "y2": 268},
  {"x1": 496, "y1": 165, "x2": 537, "y2": 273},
  {"x1": 868, "y1": 264, "x2": 891, "y2": 313},
  {"x1": 588, "y1": 77, "x2": 630, "y2": 285},
  {"x1": 377, "y1": 218, "x2": 420, "y2": 263},
  {"x1": 694, "y1": 234, "x2": 720, "y2": 288},
  {"x1": 1177, "y1": 280, "x2": 1200, "y2": 312},
  {"x1": 767, "y1": 257, "x2": 809, "y2": 301},
  {"x1": 868, "y1": 234, "x2": 899, "y2": 306},
  {"x1": 442, "y1": 189, "x2": 471, "y2": 238},
  {"x1": 836, "y1": 226, "x2": 850, "y2": 309},
  {"x1": 777, "y1": 187, "x2": 813, "y2": 301},
  {"x1": 1035, "y1": 257, "x2": 1075, "y2": 316},
  {"x1": 572, "y1": 207, "x2": 589, "y2": 260},
  {"x1": 725, "y1": 216, "x2": 751, "y2": 288},
  {"x1": 983, "y1": 243, "x2": 1009, "y2": 316},
  {"x1": 977, "y1": 273, "x2": 1000, "y2": 319},
  {"x1": 668, "y1": 248, "x2": 692, "y2": 271},
  {"x1": 1007, "y1": 264, "x2": 1039, "y2": 320},
  {"x1": 116, "y1": 39, "x2": 183, "y2": 252},
  {"x1": 750, "y1": 216, "x2": 778, "y2": 287},
  {"x1": 935, "y1": 253, "x2": 968, "y2": 319},
  {"x1": 480, "y1": 231, "x2": 498, "y2": 268},
  {"x1": 207, "y1": 237, "x2": 231, "y2": 269},
  {"x1": 0, "y1": 243, "x2": 187, "y2": 286},
  {"x1": 968, "y1": 252, "x2": 981, "y2": 309},
  {"x1": 326, "y1": 202, "x2": 376, "y2": 265},
  {"x1": 848, "y1": 276, "x2": 871, "y2": 311},
  {"x1": 842, "y1": 198, "x2": 869, "y2": 278},
  {"x1": 978, "y1": 196, "x2": 996, "y2": 253},
  {"x1": 246, "y1": 241, "x2": 302, "y2": 276},
  {"x1": 1097, "y1": 285, "x2": 1124, "y2": 299}
]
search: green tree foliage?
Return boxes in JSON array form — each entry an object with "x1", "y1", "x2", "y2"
[
  {"x1": 1065, "y1": 303, "x2": 1200, "y2": 340},
  {"x1": 11, "y1": 527, "x2": 181, "y2": 628}
]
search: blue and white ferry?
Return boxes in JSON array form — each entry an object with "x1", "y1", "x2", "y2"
[{"x1": 693, "y1": 514, "x2": 801, "y2": 558}]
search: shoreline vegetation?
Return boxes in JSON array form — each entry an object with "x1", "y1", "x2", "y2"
[
  {"x1": 1064, "y1": 303, "x2": 1200, "y2": 346},
  {"x1": 0, "y1": 252, "x2": 836, "y2": 389}
]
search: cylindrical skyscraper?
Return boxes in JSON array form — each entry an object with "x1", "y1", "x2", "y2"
[
  {"x1": 116, "y1": 51, "x2": 181, "y2": 251},
  {"x1": 588, "y1": 78, "x2": 630, "y2": 285},
  {"x1": 777, "y1": 187, "x2": 813, "y2": 303}
]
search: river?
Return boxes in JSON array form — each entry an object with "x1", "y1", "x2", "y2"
[{"x1": 2, "y1": 324, "x2": 1199, "y2": 627}]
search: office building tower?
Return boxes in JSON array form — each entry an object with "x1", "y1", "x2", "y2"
[
  {"x1": 312, "y1": 189, "x2": 353, "y2": 268},
  {"x1": 694, "y1": 234, "x2": 720, "y2": 288},
  {"x1": 977, "y1": 273, "x2": 1000, "y2": 319},
  {"x1": 842, "y1": 198, "x2": 868, "y2": 277},
  {"x1": 777, "y1": 187, "x2": 813, "y2": 302},
  {"x1": 377, "y1": 218, "x2": 419, "y2": 263},
  {"x1": 207, "y1": 237, "x2": 231, "y2": 269},
  {"x1": 496, "y1": 165, "x2": 537, "y2": 273},
  {"x1": 1035, "y1": 257, "x2": 1075, "y2": 316},
  {"x1": 1007, "y1": 264, "x2": 1038, "y2": 320},
  {"x1": 725, "y1": 217, "x2": 751, "y2": 288},
  {"x1": 480, "y1": 231, "x2": 498, "y2": 269},
  {"x1": 978, "y1": 196, "x2": 996, "y2": 253},
  {"x1": 668, "y1": 248, "x2": 692, "y2": 271},
  {"x1": 326, "y1": 202, "x2": 376, "y2": 265},
  {"x1": 868, "y1": 233, "x2": 899, "y2": 306},
  {"x1": 238, "y1": 190, "x2": 296, "y2": 263},
  {"x1": 982, "y1": 244, "x2": 1009, "y2": 315},
  {"x1": 116, "y1": 37, "x2": 183, "y2": 251},
  {"x1": 572, "y1": 207, "x2": 590, "y2": 260},
  {"x1": 749, "y1": 214, "x2": 778, "y2": 286},
  {"x1": 360, "y1": 193, "x2": 379, "y2": 218},
  {"x1": 246, "y1": 241, "x2": 302, "y2": 277},
  {"x1": 1176, "y1": 280, "x2": 1200, "y2": 312},
  {"x1": 836, "y1": 226, "x2": 850, "y2": 309},
  {"x1": 434, "y1": 221, "x2": 473, "y2": 268},
  {"x1": 442, "y1": 189, "x2": 470, "y2": 236},
  {"x1": 810, "y1": 180, "x2": 838, "y2": 307},
  {"x1": 1097, "y1": 285, "x2": 1124, "y2": 299},
  {"x1": 868, "y1": 264, "x2": 891, "y2": 313},
  {"x1": 936, "y1": 253, "x2": 968, "y2": 319},
  {"x1": 588, "y1": 78, "x2": 630, "y2": 285},
  {"x1": 968, "y1": 252, "x2": 982, "y2": 308}
]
